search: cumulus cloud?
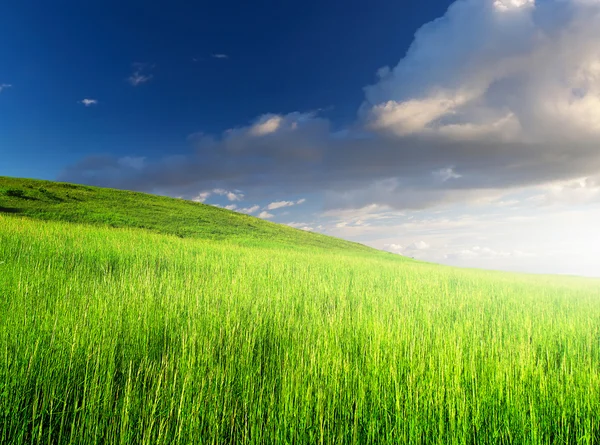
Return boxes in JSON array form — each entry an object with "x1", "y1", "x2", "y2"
[
  {"x1": 407, "y1": 241, "x2": 431, "y2": 251},
  {"x1": 267, "y1": 200, "x2": 295, "y2": 210},
  {"x1": 337, "y1": 218, "x2": 372, "y2": 228},
  {"x1": 493, "y1": 0, "x2": 534, "y2": 12},
  {"x1": 0, "y1": 84, "x2": 12, "y2": 93},
  {"x1": 193, "y1": 191, "x2": 211, "y2": 203},
  {"x1": 382, "y1": 241, "x2": 430, "y2": 257},
  {"x1": 364, "y1": 0, "x2": 600, "y2": 142},
  {"x1": 211, "y1": 188, "x2": 244, "y2": 201},
  {"x1": 286, "y1": 222, "x2": 323, "y2": 232},
  {"x1": 383, "y1": 243, "x2": 404, "y2": 253},
  {"x1": 239, "y1": 205, "x2": 260, "y2": 214},
  {"x1": 250, "y1": 117, "x2": 282, "y2": 136},
  {"x1": 79, "y1": 98, "x2": 98, "y2": 107},
  {"x1": 192, "y1": 188, "x2": 244, "y2": 203},
  {"x1": 258, "y1": 211, "x2": 274, "y2": 219},
  {"x1": 61, "y1": 0, "x2": 600, "y2": 212},
  {"x1": 228, "y1": 192, "x2": 244, "y2": 201},
  {"x1": 265, "y1": 198, "x2": 306, "y2": 210},
  {"x1": 527, "y1": 175, "x2": 600, "y2": 206}
]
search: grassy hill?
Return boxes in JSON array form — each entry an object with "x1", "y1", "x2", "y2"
[
  {"x1": 0, "y1": 176, "x2": 376, "y2": 253},
  {"x1": 1, "y1": 176, "x2": 600, "y2": 444}
]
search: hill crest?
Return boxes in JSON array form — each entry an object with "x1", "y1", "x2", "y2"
[{"x1": 0, "y1": 176, "x2": 388, "y2": 255}]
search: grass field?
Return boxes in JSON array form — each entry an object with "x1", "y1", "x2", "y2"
[{"x1": 2, "y1": 177, "x2": 600, "y2": 444}]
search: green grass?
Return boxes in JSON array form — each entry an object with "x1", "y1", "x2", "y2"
[
  {"x1": 0, "y1": 176, "x2": 374, "y2": 252},
  {"x1": 1, "y1": 177, "x2": 600, "y2": 444}
]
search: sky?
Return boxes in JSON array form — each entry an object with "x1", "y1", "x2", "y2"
[{"x1": 2, "y1": 0, "x2": 600, "y2": 277}]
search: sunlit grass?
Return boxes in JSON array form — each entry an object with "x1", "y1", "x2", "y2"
[
  {"x1": 0, "y1": 176, "x2": 373, "y2": 252},
  {"x1": 1, "y1": 214, "x2": 600, "y2": 444}
]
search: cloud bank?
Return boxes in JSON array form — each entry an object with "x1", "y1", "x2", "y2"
[{"x1": 61, "y1": 0, "x2": 600, "y2": 211}]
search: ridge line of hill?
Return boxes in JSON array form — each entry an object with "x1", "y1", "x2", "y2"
[{"x1": 0, "y1": 176, "x2": 400, "y2": 257}]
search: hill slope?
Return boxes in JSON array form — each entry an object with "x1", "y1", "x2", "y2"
[{"x1": 0, "y1": 176, "x2": 376, "y2": 253}]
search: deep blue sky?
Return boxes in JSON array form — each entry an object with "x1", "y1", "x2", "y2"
[{"x1": 1, "y1": 0, "x2": 452, "y2": 180}]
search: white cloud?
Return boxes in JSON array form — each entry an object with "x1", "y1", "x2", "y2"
[
  {"x1": 367, "y1": 92, "x2": 476, "y2": 137},
  {"x1": 286, "y1": 222, "x2": 317, "y2": 231},
  {"x1": 528, "y1": 176, "x2": 600, "y2": 206},
  {"x1": 305, "y1": 196, "x2": 600, "y2": 276},
  {"x1": 224, "y1": 204, "x2": 238, "y2": 211},
  {"x1": 258, "y1": 211, "x2": 274, "y2": 219},
  {"x1": 494, "y1": 0, "x2": 535, "y2": 12},
  {"x1": 383, "y1": 243, "x2": 404, "y2": 253},
  {"x1": 250, "y1": 115, "x2": 284, "y2": 136},
  {"x1": 334, "y1": 219, "x2": 371, "y2": 229},
  {"x1": 191, "y1": 188, "x2": 245, "y2": 204},
  {"x1": 363, "y1": 0, "x2": 600, "y2": 143},
  {"x1": 79, "y1": 98, "x2": 98, "y2": 107},
  {"x1": 128, "y1": 63, "x2": 154, "y2": 86},
  {"x1": 322, "y1": 203, "x2": 398, "y2": 221},
  {"x1": 433, "y1": 167, "x2": 462, "y2": 183},
  {"x1": 496, "y1": 199, "x2": 520, "y2": 207},
  {"x1": 239, "y1": 205, "x2": 260, "y2": 214},
  {"x1": 446, "y1": 246, "x2": 534, "y2": 260},
  {"x1": 0, "y1": 84, "x2": 12, "y2": 93},
  {"x1": 267, "y1": 200, "x2": 295, "y2": 210},
  {"x1": 227, "y1": 192, "x2": 243, "y2": 202},
  {"x1": 320, "y1": 204, "x2": 404, "y2": 236},
  {"x1": 129, "y1": 73, "x2": 152, "y2": 86},
  {"x1": 193, "y1": 191, "x2": 211, "y2": 203},
  {"x1": 212, "y1": 189, "x2": 244, "y2": 202},
  {"x1": 212, "y1": 54, "x2": 229, "y2": 59},
  {"x1": 407, "y1": 241, "x2": 430, "y2": 251},
  {"x1": 265, "y1": 198, "x2": 306, "y2": 210},
  {"x1": 380, "y1": 241, "x2": 429, "y2": 258}
]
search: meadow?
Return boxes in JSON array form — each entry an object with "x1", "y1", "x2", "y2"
[{"x1": 1, "y1": 177, "x2": 600, "y2": 444}]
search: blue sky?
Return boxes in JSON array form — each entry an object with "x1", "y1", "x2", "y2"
[
  {"x1": 2, "y1": 0, "x2": 600, "y2": 277},
  {"x1": 1, "y1": 0, "x2": 452, "y2": 179}
]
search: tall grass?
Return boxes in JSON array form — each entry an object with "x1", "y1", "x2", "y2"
[{"x1": 1, "y1": 215, "x2": 600, "y2": 444}]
